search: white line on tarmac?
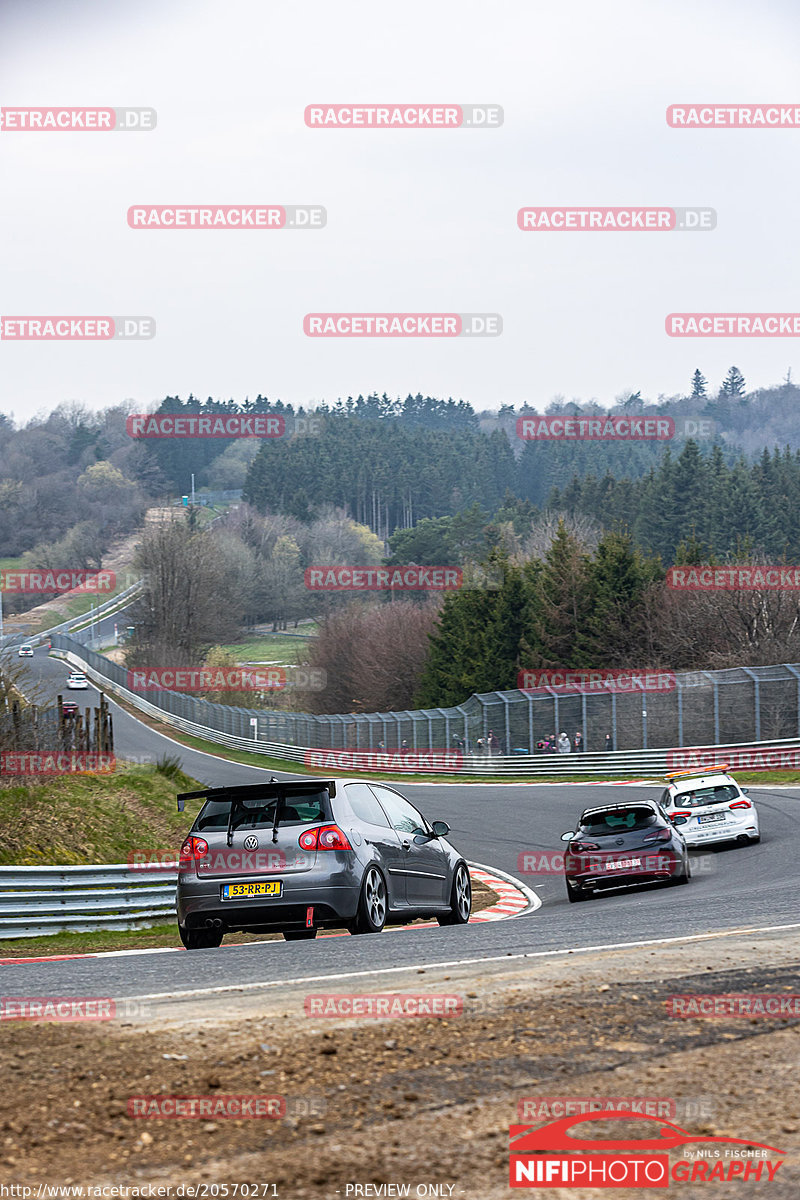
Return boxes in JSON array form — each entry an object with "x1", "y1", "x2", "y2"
[{"x1": 123, "y1": 921, "x2": 800, "y2": 1004}]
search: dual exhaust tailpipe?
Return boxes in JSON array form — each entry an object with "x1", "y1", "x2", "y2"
[{"x1": 205, "y1": 917, "x2": 224, "y2": 929}]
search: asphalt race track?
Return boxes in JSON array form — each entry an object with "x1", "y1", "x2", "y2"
[{"x1": 5, "y1": 640, "x2": 799, "y2": 1000}]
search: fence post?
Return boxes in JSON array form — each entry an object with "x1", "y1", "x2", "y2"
[
  {"x1": 740, "y1": 667, "x2": 760, "y2": 742},
  {"x1": 787, "y1": 666, "x2": 800, "y2": 737}
]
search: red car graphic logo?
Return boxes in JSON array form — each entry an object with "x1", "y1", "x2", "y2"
[{"x1": 510, "y1": 1110, "x2": 785, "y2": 1154}]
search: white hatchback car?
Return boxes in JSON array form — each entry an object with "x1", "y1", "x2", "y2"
[
  {"x1": 17, "y1": 643, "x2": 34, "y2": 657},
  {"x1": 660, "y1": 765, "x2": 760, "y2": 847},
  {"x1": 66, "y1": 671, "x2": 89, "y2": 690}
]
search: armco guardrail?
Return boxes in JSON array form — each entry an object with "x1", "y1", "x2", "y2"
[
  {"x1": 44, "y1": 637, "x2": 800, "y2": 776},
  {"x1": 0, "y1": 579, "x2": 143, "y2": 650},
  {"x1": 0, "y1": 863, "x2": 177, "y2": 939}
]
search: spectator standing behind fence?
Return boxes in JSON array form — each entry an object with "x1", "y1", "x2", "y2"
[
  {"x1": 557, "y1": 732, "x2": 571, "y2": 754},
  {"x1": 605, "y1": 732, "x2": 613, "y2": 752},
  {"x1": 573, "y1": 731, "x2": 583, "y2": 752},
  {"x1": 400, "y1": 739, "x2": 410, "y2": 755},
  {"x1": 488, "y1": 729, "x2": 500, "y2": 756}
]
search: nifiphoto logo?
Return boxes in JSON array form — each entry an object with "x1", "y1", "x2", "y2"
[{"x1": 304, "y1": 103, "x2": 503, "y2": 128}]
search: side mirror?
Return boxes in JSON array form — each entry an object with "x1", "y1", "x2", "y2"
[
  {"x1": 431, "y1": 820, "x2": 450, "y2": 838},
  {"x1": 560, "y1": 831, "x2": 574, "y2": 842},
  {"x1": 743, "y1": 789, "x2": 750, "y2": 795}
]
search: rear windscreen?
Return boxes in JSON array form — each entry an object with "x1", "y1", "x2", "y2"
[
  {"x1": 674, "y1": 784, "x2": 738, "y2": 808},
  {"x1": 580, "y1": 808, "x2": 658, "y2": 834},
  {"x1": 193, "y1": 790, "x2": 329, "y2": 832}
]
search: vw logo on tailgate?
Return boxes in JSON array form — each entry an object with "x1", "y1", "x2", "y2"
[{"x1": 243, "y1": 835, "x2": 259, "y2": 851}]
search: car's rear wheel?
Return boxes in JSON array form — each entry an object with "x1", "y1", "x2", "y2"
[
  {"x1": 437, "y1": 862, "x2": 472, "y2": 925},
  {"x1": 671, "y1": 860, "x2": 691, "y2": 885},
  {"x1": 283, "y1": 929, "x2": 317, "y2": 941},
  {"x1": 178, "y1": 924, "x2": 223, "y2": 949},
  {"x1": 348, "y1": 866, "x2": 387, "y2": 934}
]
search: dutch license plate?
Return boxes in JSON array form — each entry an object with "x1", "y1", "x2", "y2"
[
  {"x1": 698, "y1": 812, "x2": 725, "y2": 824},
  {"x1": 222, "y1": 881, "x2": 283, "y2": 899},
  {"x1": 606, "y1": 858, "x2": 641, "y2": 870}
]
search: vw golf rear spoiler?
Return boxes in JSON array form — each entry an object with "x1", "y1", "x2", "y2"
[{"x1": 176, "y1": 777, "x2": 337, "y2": 812}]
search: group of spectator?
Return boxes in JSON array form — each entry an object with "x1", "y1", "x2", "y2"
[{"x1": 535, "y1": 731, "x2": 615, "y2": 754}]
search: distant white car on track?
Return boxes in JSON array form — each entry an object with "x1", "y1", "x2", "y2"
[
  {"x1": 17, "y1": 643, "x2": 34, "y2": 657},
  {"x1": 66, "y1": 671, "x2": 89, "y2": 690},
  {"x1": 660, "y1": 764, "x2": 760, "y2": 847}
]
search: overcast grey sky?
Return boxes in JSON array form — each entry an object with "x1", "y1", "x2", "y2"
[{"x1": 1, "y1": 0, "x2": 799, "y2": 422}]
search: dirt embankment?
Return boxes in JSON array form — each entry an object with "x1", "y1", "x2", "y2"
[{"x1": 1, "y1": 926, "x2": 799, "y2": 1197}]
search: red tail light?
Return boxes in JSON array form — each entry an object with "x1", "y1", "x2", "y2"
[
  {"x1": 179, "y1": 835, "x2": 208, "y2": 866},
  {"x1": 643, "y1": 827, "x2": 673, "y2": 843},
  {"x1": 672, "y1": 811, "x2": 691, "y2": 818},
  {"x1": 729, "y1": 799, "x2": 751, "y2": 809},
  {"x1": 569, "y1": 840, "x2": 599, "y2": 854},
  {"x1": 298, "y1": 824, "x2": 352, "y2": 851}
]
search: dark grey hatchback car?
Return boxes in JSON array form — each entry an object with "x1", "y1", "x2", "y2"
[{"x1": 176, "y1": 776, "x2": 472, "y2": 948}]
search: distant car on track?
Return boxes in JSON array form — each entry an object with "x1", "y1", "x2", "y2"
[
  {"x1": 17, "y1": 643, "x2": 34, "y2": 657},
  {"x1": 561, "y1": 800, "x2": 690, "y2": 902},
  {"x1": 61, "y1": 700, "x2": 79, "y2": 718},
  {"x1": 660, "y1": 764, "x2": 760, "y2": 846},
  {"x1": 175, "y1": 776, "x2": 472, "y2": 949},
  {"x1": 66, "y1": 671, "x2": 89, "y2": 689}
]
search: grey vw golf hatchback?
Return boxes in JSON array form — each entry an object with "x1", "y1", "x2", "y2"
[{"x1": 176, "y1": 777, "x2": 471, "y2": 948}]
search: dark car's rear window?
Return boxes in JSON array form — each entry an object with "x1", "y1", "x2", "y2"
[
  {"x1": 580, "y1": 807, "x2": 658, "y2": 834},
  {"x1": 194, "y1": 790, "x2": 330, "y2": 832}
]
